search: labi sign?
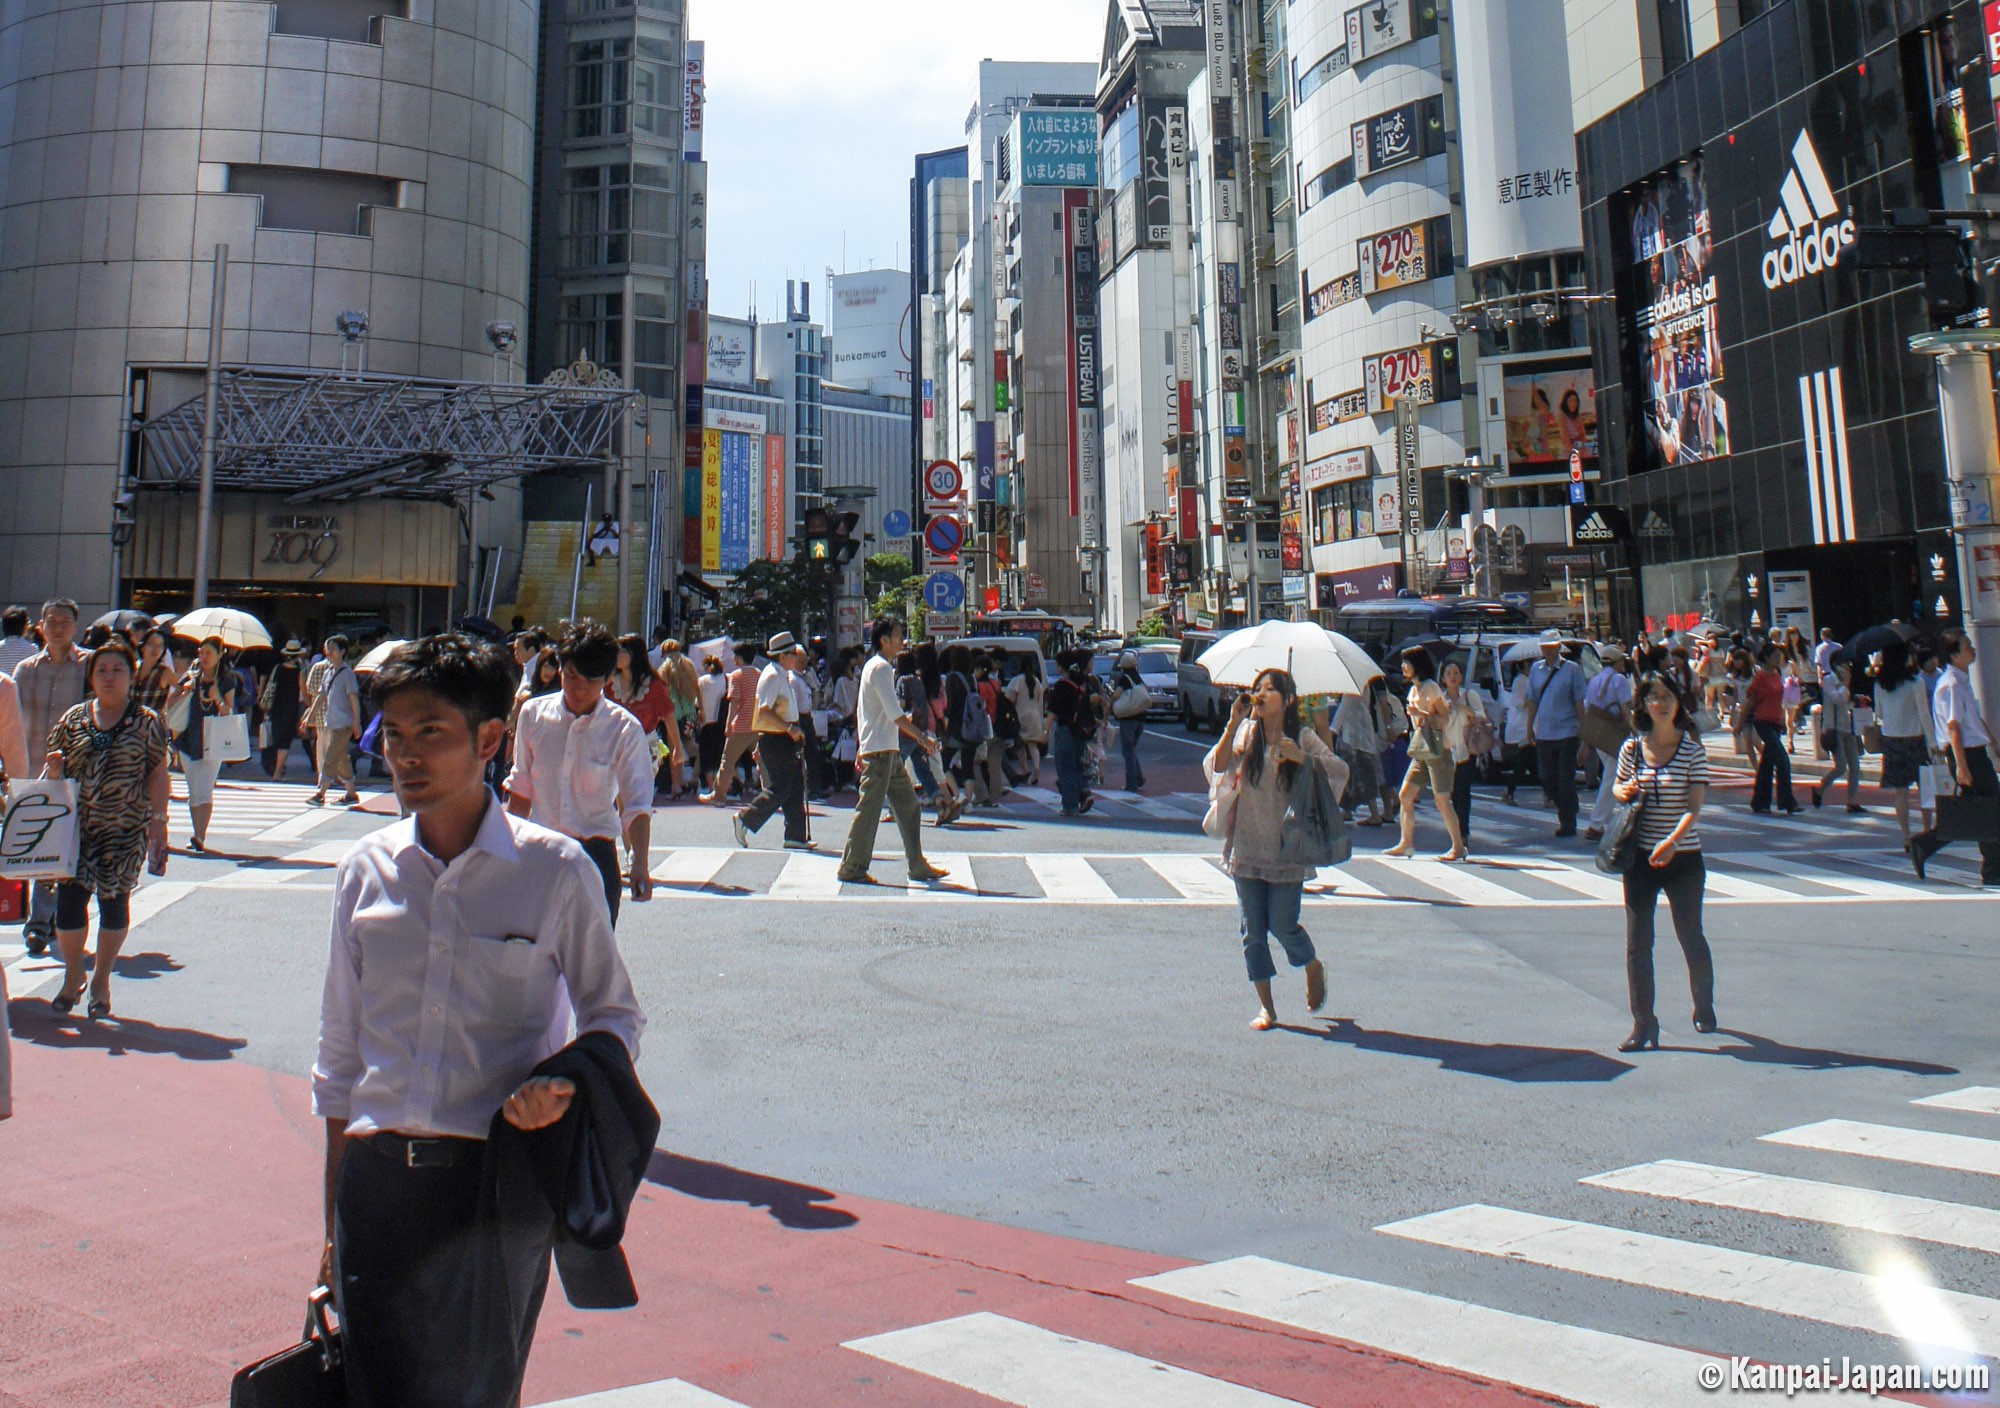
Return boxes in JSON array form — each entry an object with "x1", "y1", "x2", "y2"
[{"x1": 1762, "y1": 131, "x2": 1855, "y2": 290}]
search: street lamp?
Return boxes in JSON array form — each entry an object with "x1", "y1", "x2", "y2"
[
  {"x1": 336, "y1": 309, "x2": 370, "y2": 375},
  {"x1": 485, "y1": 320, "x2": 518, "y2": 382}
]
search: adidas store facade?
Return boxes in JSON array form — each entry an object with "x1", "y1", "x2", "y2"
[{"x1": 1576, "y1": 0, "x2": 1983, "y2": 639}]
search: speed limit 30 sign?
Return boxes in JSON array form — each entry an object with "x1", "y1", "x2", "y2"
[{"x1": 924, "y1": 460, "x2": 963, "y2": 504}]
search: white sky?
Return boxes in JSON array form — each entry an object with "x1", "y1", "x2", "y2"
[{"x1": 693, "y1": 0, "x2": 1104, "y2": 323}]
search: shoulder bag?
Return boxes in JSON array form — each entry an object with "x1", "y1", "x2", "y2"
[
  {"x1": 1201, "y1": 723, "x2": 1245, "y2": 840},
  {"x1": 1461, "y1": 696, "x2": 1498, "y2": 757},
  {"x1": 1111, "y1": 674, "x2": 1152, "y2": 719},
  {"x1": 1278, "y1": 745, "x2": 1351, "y2": 868},
  {"x1": 1594, "y1": 738, "x2": 1652, "y2": 875},
  {"x1": 1578, "y1": 701, "x2": 1629, "y2": 757}
]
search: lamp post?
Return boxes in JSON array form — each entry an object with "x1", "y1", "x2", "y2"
[{"x1": 1910, "y1": 330, "x2": 2000, "y2": 714}]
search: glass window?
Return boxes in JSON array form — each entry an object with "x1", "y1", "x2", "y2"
[
  {"x1": 557, "y1": 291, "x2": 623, "y2": 368},
  {"x1": 1310, "y1": 481, "x2": 1374, "y2": 545},
  {"x1": 560, "y1": 161, "x2": 678, "y2": 271}
]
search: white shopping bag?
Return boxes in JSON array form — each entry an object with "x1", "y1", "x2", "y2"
[
  {"x1": 1, "y1": 779, "x2": 80, "y2": 881},
  {"x1": 205, "y1": 712, "x2": 252, "y2": 763}
]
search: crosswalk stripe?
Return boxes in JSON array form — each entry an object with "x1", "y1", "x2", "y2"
[
  {"x1": 1378, "y1": 1202, "x2": 2000, "y2": 1355},
  {"x1": 1490, "y1": 858, "x2": 1626, "y2": 902},
  {"x1": 1372, "y1": 857, "x2": 1532, "y2": 906},
  {"x1": 4, "y1": 879, "x2": 201, "y2": 999},
  {"x1": 1762, "y1": 1119, "x2": 2000, "y2": 1177},
  {"x1": 1303, "y1": 867, "x2": 1388, "y2": 900},
  {"x1": 254, "y1": 806, "x2": 351, "y2": 842},
  {"x1": 1024, "y1": 855, "x2": 1118, "y2": 902},
  {"x1": 1147, "y1": 855, "x2": 1238, "y2": 902},
  {"x1": 1583, "y1": 1159, "x2": 2000, "y2": 1255},
  {"x1": 843, "y1": 1311, "x2": 1307, "y2": 1406},
  {"x1": 1914, "y1": 1088, "x2": 2000, "y2": 1116},
  {"x1": 1013, "y1": 786, "x2": 1068, "y2": 812},
  {"x1": 533, "y1": 1380, "x2": 752, "y2": 1406},
  {"x1": 911, "y1": 853, "x2": 976, "y2": 899},
  {"x1": 766, "y1": 850, "x2": 844, "y2": 899},
  {"x1": 1133, "y1": 1256, "x2": 1723, "y2": 1408},
  {"x1": 1729, "y1": 852, "x2": 1915, "y2": 897},
  {"x1": 1093, "y1": 789, "x2": 1198, "y2": 821},
  {"x1": 1698, "y1": 865, "x2": 1802, "y2": 901},
  {"x1": 653, "y1": 849, "x2": 733, "y2": 890}
]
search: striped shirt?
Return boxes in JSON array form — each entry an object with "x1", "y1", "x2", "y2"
[{"x1": 1615, "y1": 731, "x2": 1709, "y2": 853}]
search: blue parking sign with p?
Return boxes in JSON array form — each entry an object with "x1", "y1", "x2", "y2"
[{"x1": 924, "y1": 572, "x2": 965, "y2": 613}]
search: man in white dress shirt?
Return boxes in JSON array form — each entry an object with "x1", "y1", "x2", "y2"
[
  {"x1": 506, "y1": 619, "x2": 655, "y2": 922},
  {"x1": 313, "y1": 633, "x2": 645, "y2": 1407},
  {"x1": 837, "y1": 615, "x2": 949, "y2": 885},
  {"x1": 734, "y1": 631, "x2": 814, "y2": 849},
  {"x1": 1911, "y1": 631, "x2": 1999, "y2": 885}
]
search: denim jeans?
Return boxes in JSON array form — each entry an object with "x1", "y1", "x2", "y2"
[
  {"x1": 1118, "y1": 717, "x2": 1146, "y2": 791},
  {"x1": 1751, "y1": 719, "x2": 1795, "y2": 811},
  {"x1": 1051, "y1": 728, "x2": 1083, "y2": 812},
  {"x1": 1234, "y1": 876, "x2": 1315, "y2": 984}
]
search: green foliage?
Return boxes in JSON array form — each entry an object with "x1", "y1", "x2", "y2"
[
  {"x1": 719, "y1": 557, "x2": 827, "y2": 644},
  {"x1": 1134, "y1": 613, "x2": 1172, "y2": 640},
  {"x1": 864, "y1": 552, "x2": 913, "y2": 601}
]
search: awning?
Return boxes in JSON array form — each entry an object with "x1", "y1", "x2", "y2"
[
  {"x1": 136, "y1": 367, "x2": 637, "y2": 503},
  {"x1": 677, "y1": 570, "x2": 721, "y2": 600}
]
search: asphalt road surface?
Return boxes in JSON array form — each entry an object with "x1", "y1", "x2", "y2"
[{"x1": 4, "y1": 725, "x2": 1996, "y2": 1407}]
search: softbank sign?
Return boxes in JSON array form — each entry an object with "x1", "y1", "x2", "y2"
[{"x1": 1762, "y1": 131, "x2": 1855, "y2": 289}]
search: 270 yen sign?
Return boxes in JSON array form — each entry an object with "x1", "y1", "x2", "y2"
[{"x1": 1364, "y1": 346, "x2": 1434, "y2": 414}]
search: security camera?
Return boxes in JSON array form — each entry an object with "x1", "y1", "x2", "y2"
[
  {"x1": 485, "y1": 321, "x2": 519, "y2": 352},
  {"x1": 335, "y1": 310, "x2": 370, "y2": 340}
]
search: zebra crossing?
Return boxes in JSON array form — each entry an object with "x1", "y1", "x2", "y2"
[
  {"x1": 529, "y1": 1088, "x2": 2000, "y2": 1407},
  {"x1": 163, "y1": 776, "x2": 369, "y2": 842}
]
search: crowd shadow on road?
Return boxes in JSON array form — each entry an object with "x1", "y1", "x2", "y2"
[
  {"x1": 1301, "y1": 1017, "x2": 1636, "y2": 1083},
  {"x1": 6, "y1": 999, "x2": 248, "y2": 1061},
  {"x1": 645, "y1": 1149, "x2": 860, "y2": 1232},
  {"x1": 1707, "y1": 1029, "x2": 1958, "y2": 1075}
]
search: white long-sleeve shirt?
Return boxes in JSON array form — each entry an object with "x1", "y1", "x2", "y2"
[
  {"x1": 311, "y1": 799, "x2": 644, "y2": 1140},
  {"x1": 505, "y1": 691, "x2": 655, "y2": 841},
  {"x1": 856, "y1": 653, "x2": 907, "y2": 756}
]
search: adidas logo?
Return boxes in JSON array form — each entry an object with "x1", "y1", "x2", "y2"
[
  {"x1": 1762, "y1": 131, "x2": 1855, "y2": 289},
  {"x1": 1638, "y1": 510, "x2": 1673, "y2": 538},
  {"x1": 1574, "y1": 512, "x2": 1616, "y2": 542}
]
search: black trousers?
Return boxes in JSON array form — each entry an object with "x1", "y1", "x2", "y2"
[
  {"x1": 334, "y1": 1138, "x2": 551, "y2": 1408},
  {"x1": 800, "y1": 714, "x2": 831, "y2": 796},
  {"x1": 1915, "y1": 746, "x2": 2000, "y2": 883},
  {"x1": 580, "y1": 834, "x2": 623, "y2": 925},
  {"x1": 1751, "y1": 719, "x2": 1796, "y2": 811},
  {"x1": 1623, "y1": 850, "x2": 1714, "y2": 1023},
  {"x1": 1450, "y1": 755, "x2": 1475, "y2": 836},
  {"x1": 742, "y1": 733, "x2": 808, "y2": 842},
  {"x1": 1535, "y1": 738, "x2": 1580, "y2": 831}
]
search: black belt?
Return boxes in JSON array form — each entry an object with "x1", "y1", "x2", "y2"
[{"x1": 361, "y1": 1130, "x2": 484, "y2": 1169}]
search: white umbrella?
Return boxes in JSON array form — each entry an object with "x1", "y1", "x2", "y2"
[
  {"x1": 169, "y1": 606, "x2": 271, "y2": 652},
  {"x1": 354, "y1": 639, "x2": 410, "y2": 674},
  {"x1": 1195, "y1": 622, "x2": 1383, "y2": 697}
]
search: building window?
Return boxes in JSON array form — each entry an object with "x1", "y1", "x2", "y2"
[
  {"x1": 229, "y1": 165, "x2": 398, "y2": 235},
  {"x1": 1310, "y1": 481, "x2": 1374, "y2": 545},
  {"x1": 558, "y1": 291, "x2": 623, "y2": 368},
  {"x1": 561, "y1": 161, "x2": 678, "y2": 270},
  {"x1": 558, "y1": 289, "x2": 675, "y2": 394},
  {"x1": 1656, "y1": 0, "x2": 1691, "y2": 72},
  {"x1": 566, "y1": 37, "x2": 677, "y2": 140}
]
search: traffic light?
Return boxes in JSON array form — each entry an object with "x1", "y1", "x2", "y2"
[
  {"x1": 827, "y1": 508, "x2": 862, "y2": 567},
  {"x1": 803, "y1": 507, "x2": 831, "y2": 562}
]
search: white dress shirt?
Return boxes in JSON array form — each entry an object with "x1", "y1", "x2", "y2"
[
  {"x1": 312, "y1": 799, "x2": 644, "y2": 1139},
  {"x1": 1934, "y1": 663, "x2": 1992, "y2": 750},
  {"x1": 754, "y1": 662, "x2": 796, "y2": 731},
  {"x1": 856, "y1": 653, "x2": 907, "y2": 756},
  {"x1": 506, "y1": 691, "x2": 655, "y2": 841}
]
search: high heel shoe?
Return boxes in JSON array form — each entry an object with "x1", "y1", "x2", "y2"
[
  {"x1": 1692, "y1": 1006, "x2": 1717, "y2": 1034},
  {"x1": 86, "y1": 993, "x2": 112, "y2": 1021},
  {"x1": 49, "y1": 985, "x2": 84, "y2": 1017},
  {"x1": 1618, "y1": 1018, "x2": 1661, "y2": 1052}
]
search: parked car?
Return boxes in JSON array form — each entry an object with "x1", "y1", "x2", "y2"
[
  {"x1": 1101, "y1": 644, "x2": 1180, "y2": 718},
  {"x1": 1176, "y1": 629, "x2": 1237, "y2": 732},
  {"x1": 1333, "y1": 598, "x2": 1531, "y2": 667}
]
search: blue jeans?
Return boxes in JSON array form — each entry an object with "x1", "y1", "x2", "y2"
[
  {"x1": 1235, "y1": 876, "x2": 1315, "y2": 984},
  {"x1": 1051, "y1": 728, "x2": 1083, "y2": 812},
  {"x1": 1118, "y1": 717, "x2": 1146, "y2": 791},
  {"x1": 1751, "y1": 719, "x2": 1795, "y2": 811}
]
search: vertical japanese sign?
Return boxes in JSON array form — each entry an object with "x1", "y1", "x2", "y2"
[
  {"x1": 682, "y1": 42, "x2": 704, "y2": 160},
  {"x1": 719, "y1": 433, "x2": 752, "y2": 572},
  {"x1": 1396, "y1": 396, "x2": 1421, "y2": 582},
  {"x1": 1064, "y1": 188, "x2": 1102, "y2": 550},
  {"x1": 700, "y1": 429, "x2": 723, "y2": 572},
  {"x1": 764, "y1": 435, "x2": 786, "y2": 561},
  {"x1": 975, "y1": 420, "x2": 997, "y2": 501}
]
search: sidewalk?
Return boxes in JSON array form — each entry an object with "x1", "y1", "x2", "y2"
[{"x1": 0, "y1": 1020, "x2": 1557, "y2": 1408}]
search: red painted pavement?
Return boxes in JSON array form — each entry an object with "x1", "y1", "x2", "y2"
[{"x1": 0, "y1": 1013, "x2": 1567, "y2": 1408}]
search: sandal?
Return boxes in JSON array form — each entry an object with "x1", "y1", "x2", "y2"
[
  {"x1": 50, "y1": 985, "x2": 84, "y2": 1017},
  {"x1": 87, "y1": 992, "x2": 111, "y2": 1021}
]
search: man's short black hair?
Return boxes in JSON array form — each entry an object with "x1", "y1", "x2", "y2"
[
  {"x1": 734, "y1": 642, "x2": 758, "y2": 665},
  {"x1": 1, "y1": 606, "x2": 26, "y2": 636},
  {"x1": 40, "y1": 597, "x2": 79, "y2": 621},
  {"x1": 871, "y1": 614, "x2": 905, "y2": 651},
  {"x1": 556, "y1": 618, "x2": 620, "y2": 679},
  {"x1": 370, "y1": 633, "x2": 515, "y2": 729}
]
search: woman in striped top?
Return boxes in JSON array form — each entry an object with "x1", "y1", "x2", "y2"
[{"x1": 1611, "y1": 670, "x2": 1715, "y2": 1052}]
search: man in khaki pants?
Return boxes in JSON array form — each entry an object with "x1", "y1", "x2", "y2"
[
  {"x1": 838, "y1": 615, "x2": 950, "y2": 885},
  {"x1": 309, "y1": 634, "x2": 362, "y2": 806}
]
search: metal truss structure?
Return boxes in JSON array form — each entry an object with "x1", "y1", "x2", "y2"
[{"x1": 137, "y1": 366, "x2": 637, "y2": 502}]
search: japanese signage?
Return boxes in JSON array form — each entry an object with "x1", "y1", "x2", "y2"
[
  {"x1": 1141, "y1": 102, "x2": 1182, "y2": 244},
  {"x1": 1452, "y1": 0, "x2": 1583, "y2": 265},
  {"x1": 1346, "y1": 0, "x2": 1414, "y2": 60},
  {"x1": 1304, "y1": 270, "x2": 1362, "y2": 321},
  {"x1": 1309, "y1": 383, "x2": 1369, "y2": 431},
  {"x1": 1018, "y1": 109, "x2": 1099, "y2": 187},
  {"x1": 1371, "y1": 477, "x2": 1402, "y2": 536},
  {"x1": 1065, "y1": 189, "x2": 1102, "y2": 549},
  {"x1": 1303, "y1": 448, "x2": 1372, "y2": 493},
  {"x1": 1352, "y1": 101, "x2": 1424, "y2": 179},
  {"x1": 1358, "y1": 218, "x2": 1438, "y2": 295},
  {"x1": 764, "y1": 435, "x2": 786, "y2": 561},
  {"x1": 700, "y1": 429, "x2": 722, "y2": 572},
  {"x1": 1364, "y1": 344, "x2": 1437, "y2": 414}
]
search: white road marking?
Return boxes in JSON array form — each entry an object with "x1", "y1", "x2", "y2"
[
  {"x1": 1147, "y1": 855, "x2": 1238, "y2": 902},
  {"x1": 1698, "y1": 865, "x2": 1805, "y2": 901},
  {"x1": 1584, "y1": 1159, "x2": 2000, "y2": 1255},
  {"x1": 1133, "y1": 1256, "x2": 1724, "y2": 1408},
  {"x1": 844, "y1": 1311, "x2": 1308, "y2": 1406},
  {"x1": 651, "y1": 849, "x2": 734, "y2": 890},
  {"x1": 1374, "y1": 857, "x2": 1530, "y2": 906},
  {"x1": 765, "y1": 850, "x2": 845, "y2": 900},
  {"x1": 1093, "y1": 789, "x2": 1197, "y2": 821},
  {"x1": 253, "y1": 805, "x2": 350, "y2": 842},
  {"x1": 1025, "y1": 855, "x2": 1118, "y2": 902},
  {"x1": 533, "y1": 1381, "x2": 752, "y2": 1406},
  {"x1": 1730, "y1": 852, "x2": 1918, "y2": 897},
  {"x1": 1378, "y1": 1203, "x2": 2000, "y2": 1356},
  {"x1": 1762, "y1": 1120, "x2": 2000, "y2": 1178},
  {"x1": 3, "y1": 880, "x2": 201, "y2": 997},
  {"x1": 1303, "y1": 867, "x2": 1387, "y2": 900},
  {"x1": 1914, "y1": 1088, "x2": 2000, "y2": 1116},
  {"x1": 1492, "y1": 859, "x2": 1627, "y2": 902}
]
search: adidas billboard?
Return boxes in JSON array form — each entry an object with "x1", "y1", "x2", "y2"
[
  {"x1": 1761, "y1": 130, "x2": 1855, "y2": 289},
  {"x1": 1567, "y1": 503, "x2": 1628, "y2": 544}
]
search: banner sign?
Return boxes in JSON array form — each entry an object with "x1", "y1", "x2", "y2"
[
  {"x1": 700, "y1": 428, "x2": 723, "y2": 572},
  {"x1": 1303, "y1": 447, "x2": 1372, "y2": 493},
  {"x1": 763, "y1": 435, "x2": 786, "y2": 561},
  {"x1": 1309, "y1": 383, "x2": 1369, "y2": 430},
  {"x1": 1359, "y1": 217, "x2": 1443, "y2": 294},
  {"x1": 1018, "y1": 109, "x2": 1098, "y2": 187},
  {"x1": 719, "y1": 432, "x2": 753, "y2": 572},
  {"x1": 1352, "y1": 101, "x2": 1424, "y2": 179},
  {"x1": 1346, "y1": 0, "x2": 1414, "y2": 59},
  {"x1": 1364, "y1": 344, "x2": 1437, "y2": 414},
  {"x1": 1452, "y1": 0, "x2": 1584, "y2": 266},
  {"x1": 1065, "y1": 189, "x2": 1103, "y2": 548}
]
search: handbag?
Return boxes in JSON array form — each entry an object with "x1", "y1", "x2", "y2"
[
  {"x1": 1578, "y1": 704, "x2": 1628, "y2": 757},
  {"x1": 205, "y1": 712, "x2": 252, "y2": 763},
  {"x1": 1202, "y1": 726, "x2": 1244, "y2": 839},
  {"x1": 1, "y1": 778, "x2": 80, "y2": 881},
  {"x1": 1594, "y1": 740, "x2": 1649, "y2": 875},
  {"x1": 1278, "y1": 747, "x2": 1350, "y2": 868},
  {"x1": 231, "y1": 1287, "x2": 345, "y2": 1406},
  {"x1": 1407, "y1": 723, "x2": 1446, "y2": 763},
  {"x1": 1112, "y1": 681, "x2": 1152, "y2": 719},
  {"x1": 1936, "y1": 792, "x2": 2000, "y2": 843},
  {"x1": 257, "y1": 719, "x2": 273, "y2": 750},
  {"x1": 1462, "y1": 704, "x2": 1497, "y2": 757},
  {"x1": 164, "y1": 689, "x2": 192, "y2": 735}
]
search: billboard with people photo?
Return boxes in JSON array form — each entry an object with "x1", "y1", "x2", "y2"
[
  {"x1": 1504, "y1": 364, "x2": 1597, "y2": 466},
  {"x1": 1628, "y1": 156, "x2": 1728, "y2": 468}
]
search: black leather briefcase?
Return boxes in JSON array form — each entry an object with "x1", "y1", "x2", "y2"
[
  {"x1": 1937, "y1": 793, "x2": 2000, "y2": 844},
  {"x1": 230, "y1": 1287, "x2": 346, "y2": 1407}
]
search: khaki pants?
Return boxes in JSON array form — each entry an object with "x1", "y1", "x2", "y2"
[
  {"x1": 317, "y1": 726, "x2": 355, "y2": 795},
  {"x1": 839, "y1": 751, "x2": 928, "y2": 878},
  {"x1": 717, "y1": 731, "x2": 757, "y2": 795}
]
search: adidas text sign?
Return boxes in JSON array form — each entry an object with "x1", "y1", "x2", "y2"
[
  {"x1": 1574, "y1": 512, "x2": 1616, "y2": 543},
  {"x1": 1762, "y1": 131, "x2": 1855, "y2": 290}
]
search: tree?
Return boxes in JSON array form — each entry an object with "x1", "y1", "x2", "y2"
[
  {"x1": 1134, "y1": 613, "x2": 1171, "y2": 639},
  {"x1": 719, "y1": 558, "x2": 826, "y2": 644},
  {"x1": 864, "y1": 552, "x2": 912, "y2": 601},
  {"x1": 865, "y1": 551, "x2": 926, "y2": 636}
]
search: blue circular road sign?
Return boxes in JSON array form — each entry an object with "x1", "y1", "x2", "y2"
[
  {"x1": 883, "y1": 509, "x2": 911, "y2": 539},
  {"x1": 925, "y1": 516, "x2": 964, "y2": 557},
  {"x1": 924, "y1": 571, "x2": 966, "y2": 613}
]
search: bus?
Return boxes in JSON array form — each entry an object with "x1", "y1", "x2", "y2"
[{"x1": 965, "y1": 610, "x2": 1078, "y2": 658}]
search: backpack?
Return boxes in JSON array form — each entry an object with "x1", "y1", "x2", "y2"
[
  {"x1": 957, "y1": 674, "x2": 993, "y2": 744},
  {"x1": 994, "y1": 692, "x2": 1021, "y2": 741}
]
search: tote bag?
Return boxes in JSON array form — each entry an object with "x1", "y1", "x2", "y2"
[
  {"x1": 0, "y1": 779, "x2": 80, "y2": 881},
  {"x1": 1278, "y1": 753, "x2": 1350, "y2": 869},
  {"x1": 205, "y1": 712, "x2": 252, "y2": 764}
]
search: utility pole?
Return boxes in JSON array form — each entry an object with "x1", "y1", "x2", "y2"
[
  {"x1": 192, "y1": 244, "x2": 228, "y2": 610},
  {"x1": 1911, "y1": 330, "x2": 2000, "y2": 713}
]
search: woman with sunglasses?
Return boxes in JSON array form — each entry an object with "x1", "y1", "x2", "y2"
[
  {"x1": 1206, "y1": 668, "x2": 1349, "y2": 1032},
  {"x1": 1610, "y1": 671, "x2": 1715, "y2": 1052}
]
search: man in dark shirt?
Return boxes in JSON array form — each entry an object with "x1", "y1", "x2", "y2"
[{"x1": 1046, "y1": 650, "x2": 1099, "y2": 817}]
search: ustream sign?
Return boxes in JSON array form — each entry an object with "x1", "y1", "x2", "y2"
[{"x1": 1762, "y1": 130, "x2": 1854, "y2": 289}]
